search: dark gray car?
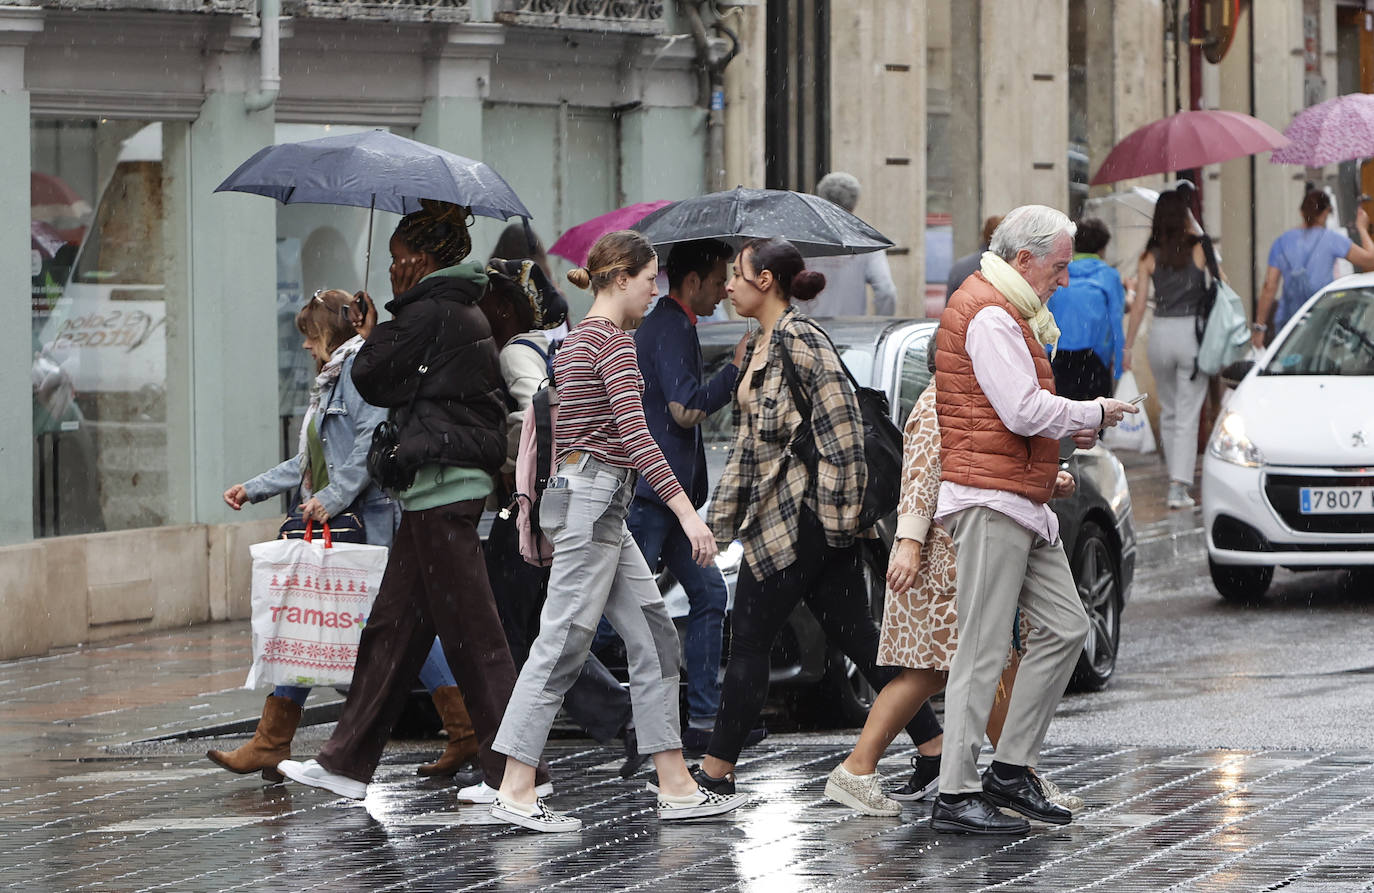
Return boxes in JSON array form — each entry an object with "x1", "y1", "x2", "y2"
[{"x1": 650, "y1": 317, "x2": 1136, "y2": 723}]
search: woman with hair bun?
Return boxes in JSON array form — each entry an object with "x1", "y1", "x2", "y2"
[
  {"x1": 490, "y1": 230, "x2": 748, "y2": 832},
  {"x1": 696, "y1": 237, "x2": 945, "y2": 798}
]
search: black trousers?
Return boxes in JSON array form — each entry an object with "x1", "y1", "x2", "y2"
[
  {"x1": 708, "y1": 511, "x2": 943, "y2": 764},
  {"x1": 484, "y1": 508, "x2": 633, "y2": 744},
  {"x1": 1051, "y1": 347, "x2": 1113, "y2": 401}
]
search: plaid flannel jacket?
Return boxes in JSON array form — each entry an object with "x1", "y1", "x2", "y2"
[{"x1": 707, "y1": 307, "x2": 868, "y2": 579}]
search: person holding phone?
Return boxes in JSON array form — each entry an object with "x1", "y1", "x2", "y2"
[{"x1": 211, "y1": 288, "x2": 476, "y2": 782}]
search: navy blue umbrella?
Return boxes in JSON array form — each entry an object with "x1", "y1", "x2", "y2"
[
  {"x1": 633, "y1": 187, "x2": 893, "y2": 257},
  {"x1": 214, "y1": 129, "x2": 531, "y2": 220}
]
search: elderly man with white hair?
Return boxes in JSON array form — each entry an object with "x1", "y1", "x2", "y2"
[
  {"x1": 796, "y1": 172, "x2": 898, "y2": 316},
  {"x1": 930, "y1": 205, "x2": 1138, "y2": 835}
]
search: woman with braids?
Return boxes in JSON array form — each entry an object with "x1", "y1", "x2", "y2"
[
  {"x1": 490, "y1": 230, "x2": 748, "y2": 833},
  {"x1": 696, "y1": 237, "x2": 945, "y2": 799},
  {"x1": 277, "y1": 200, "x2": 551, "y2": 802}
]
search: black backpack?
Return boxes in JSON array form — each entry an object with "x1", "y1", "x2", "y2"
[{"x1": 778, "y1": 321, "x2": 903, "y2": 532}]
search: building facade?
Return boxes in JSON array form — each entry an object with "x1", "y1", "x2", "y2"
[{"x1": 3, "y1": 0, "x2": 714, "y2": 659}]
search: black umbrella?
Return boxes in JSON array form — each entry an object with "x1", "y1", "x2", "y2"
[
  {"x1": 215, "y1": 129, "x2": 532, "y2": 283},
  {"x1": 633, "y1": 187, "x2": 893, "y2": 257}
]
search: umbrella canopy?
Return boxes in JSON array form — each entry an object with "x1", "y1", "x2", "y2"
[
  {"x1": 1090, "y1": 110, "x2": 1289, "y2": 185},
  {"x1": 1270, "y1": 93, "x2": 1374, "y2": 167},
  {"x1": 633, "y1": 187, "x2": 893, "y2": 257},
  {"x1": 214, "y1": 129, "x2": 532, "y2": 221},
  {"x1": 549, "y1": 200, "x2": 673, "y2": 266}
]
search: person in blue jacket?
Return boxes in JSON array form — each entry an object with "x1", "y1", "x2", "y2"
[
  {"x1": 627, "y1": 240, "x2": 753, "y2": 753},
  {"x1": 1046, "y1": 217, "x2": 1126, "y2": 400}
]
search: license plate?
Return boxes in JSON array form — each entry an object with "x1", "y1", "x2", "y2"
[{"x1": 1300, "y1": 486, "x2": 1374, "y2": 514}]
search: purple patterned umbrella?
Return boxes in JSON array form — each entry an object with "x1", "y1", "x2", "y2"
[{"x1": 1271, "y1": 93, "x2": 1374, "y2": 167}]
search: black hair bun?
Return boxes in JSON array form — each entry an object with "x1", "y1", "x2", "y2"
[{"x1": 791, "y1": 269, "x2": 826, "y2": 302}]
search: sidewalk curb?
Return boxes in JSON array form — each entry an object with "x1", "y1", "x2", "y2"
[
  {"x1": 1135, "y1": 517, "x2": 1206, "y2": 567},
  {"x1": 139, "y1": 700, "x2": 344, "y2": 743}
]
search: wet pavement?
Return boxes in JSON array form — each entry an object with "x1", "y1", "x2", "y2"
[{"x1": 7, "y1": 451, "x2": 1374, "y2": 890}]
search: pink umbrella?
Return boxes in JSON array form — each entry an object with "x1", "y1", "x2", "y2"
[
  {"x1": 549, "y1": 200, "x2": 672, "y2": 266},
  {"x1": 1091, "y1": 109, "x2": 1288, "y2": 185},
  {"x1": 1271, "y1": 93, "x2": 1374, "y2": 167}
]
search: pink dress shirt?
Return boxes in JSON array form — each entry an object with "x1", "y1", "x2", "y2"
[{"x1": 935, "y1": 305, "x2": 1102, "y2": 544}]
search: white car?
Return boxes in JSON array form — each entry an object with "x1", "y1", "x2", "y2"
[{"x1": 1202, "y1": 274, "x2": 1374, "y2": 602}]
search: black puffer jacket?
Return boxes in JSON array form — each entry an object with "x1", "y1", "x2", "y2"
[{"x1": 352, "y1": 265, "x2": 507, "y2": 478}]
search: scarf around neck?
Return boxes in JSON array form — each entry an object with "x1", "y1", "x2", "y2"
[
  {"x1": 299, "y1": 334, "x2": 365, "y2": 486},
  {"x1": 980, "y1": 251, "x2": 1061, "y2": 353}
]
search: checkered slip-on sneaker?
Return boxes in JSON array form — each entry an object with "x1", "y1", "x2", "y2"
[
  {"x1": 490, "y1": 796, "x2": 582, "y2": 833},
  {"x1": 657, "y1": 785, "x2": 749, "y2": 821}
]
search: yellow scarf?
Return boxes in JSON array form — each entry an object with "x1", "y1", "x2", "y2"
[{"x1": 980, "y1": 251, "x2": 1060, "y2": 353}]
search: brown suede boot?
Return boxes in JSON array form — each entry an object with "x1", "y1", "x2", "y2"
[
  {"x1": 207, "y1": 694, "x2": 303, "y2": 782},
  {"x1": 416, "y1": 685, "x2": 479, "y2": 777}
]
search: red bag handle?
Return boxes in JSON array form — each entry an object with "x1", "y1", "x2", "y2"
[{"x1": 303, "y1": 519, "x2": 333, "y2": 548}]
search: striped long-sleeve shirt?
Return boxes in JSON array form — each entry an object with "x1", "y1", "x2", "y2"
[{"x1": 552, "y1": 317, "x2": 684, "y2": 503}]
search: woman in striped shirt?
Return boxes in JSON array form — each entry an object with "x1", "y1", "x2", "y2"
[{"x1": 491, "y1": 230, "x2": 748, "y2": 833}]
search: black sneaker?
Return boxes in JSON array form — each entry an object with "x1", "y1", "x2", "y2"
[
  {"x1": 690, "y1": 764, "x2": 736, "y2": 795},
  {"x1": 890, "y1": 754, "x2": 940, "y2": 802},
  {"x1": 618, "y1": 728, "x2": 650, "y2": 779}
]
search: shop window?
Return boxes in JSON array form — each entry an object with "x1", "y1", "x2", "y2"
[{"x1": 31, "y1": 119, "x2": 169, "y2": 536}]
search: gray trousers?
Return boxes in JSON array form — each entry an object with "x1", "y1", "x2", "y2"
[
  {"x1": 938, "y1": 506, "x2": 1090, "y2": 794},
  {"x1": 1148, "y1": 314, "x2": 1209, "y2": 486},
  {"x1": 493, "y1": 454, "x2": 682, "y2": 767}
]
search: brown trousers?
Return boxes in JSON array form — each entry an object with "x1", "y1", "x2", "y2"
[{"x1": 318, "y1": 499, "x2": 548, "y2": 788}]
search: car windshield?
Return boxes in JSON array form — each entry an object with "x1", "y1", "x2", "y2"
[
  {"x1": 700, "y1": 338, "x2": 874, "y2": 469},
  {"x1": 1262, "y1": 287, "x2": 1374, "y2": 376}
]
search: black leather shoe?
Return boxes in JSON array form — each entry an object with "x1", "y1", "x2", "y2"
[
  {"x1": 930, "y1": 794, "x2": 1031, "y2": 834},
  {"x1": 982, "y1": 768, "x2": 1073, "y2": 825}
]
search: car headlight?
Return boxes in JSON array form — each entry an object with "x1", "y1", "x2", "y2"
[
  {"x1": 715, "y1": 540, "x2": 744, "y2": 575},
  {"x1": 1208, "y1": 411, "x2": 1264, "y2": 468}
]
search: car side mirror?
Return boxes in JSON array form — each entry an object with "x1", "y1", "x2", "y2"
[{"x1": 1219, "y1": 359, "x2": 1254, "y2": 388}]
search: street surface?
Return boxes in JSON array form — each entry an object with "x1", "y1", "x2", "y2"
[{"x1": 5, "y1": 459, "x2": 1374, "y2": 891}]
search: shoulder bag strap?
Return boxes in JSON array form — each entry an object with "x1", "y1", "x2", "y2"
[{"x1": 532, "y1": 386, "x2": 554, "y2": 493}]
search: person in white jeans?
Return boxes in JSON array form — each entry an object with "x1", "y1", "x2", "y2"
[{"x1": 1127, "y1": 188, "x2": 1219, "y2": 510}]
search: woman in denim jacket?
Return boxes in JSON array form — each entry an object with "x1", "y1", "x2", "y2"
[{"x1": 208, "y1": 288, "x2": 474, "y2": 782}]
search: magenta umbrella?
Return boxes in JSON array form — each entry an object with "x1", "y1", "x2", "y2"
[
  {"x1": 1271, "y1": 93, "x2": 1374, "y2": 167},
  {"x1": 549, "y1": 200, "x2": 672, "y2": 266},
  {"x1": 1091, "y1": 109, "x2": 1289, "y2": 185}
]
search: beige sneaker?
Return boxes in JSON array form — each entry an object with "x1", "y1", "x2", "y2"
[
  {"x1": 824, "y1": 764, "x2": 901, "y2": 817},
  {"x1": 1031, "y1": 771, "x2": 1085, "y2": 811}
]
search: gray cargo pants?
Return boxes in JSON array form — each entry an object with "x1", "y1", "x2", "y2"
[{"x1": 493, "y1": 453, "x2": 683, "y2": 767}]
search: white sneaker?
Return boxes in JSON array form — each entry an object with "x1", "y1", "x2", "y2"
[
  {"x1": 657, "y1": 785, "x2": 749, "y2": 821},
  {"x1": 1166, "y1": 483, "x2": 1196, "y2": 510},
  {"x1": 491, "y1": 796, "x2": 582, "y2": 833},
  {"x1": 457, "y1": 780, "x2": 553, "y2": 804},
  {"x1": 824, "y1": 764, "x2": 901, "y2": 817},
  {"x1": 276, "y1": 759, "x2": 368, "y2": 800},
  {"x1": 1032, "y1": 772, "x2": 1085, "y2": 811}
]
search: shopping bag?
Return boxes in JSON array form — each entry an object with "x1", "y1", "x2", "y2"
[
  {"x1": 245, "y1": 521, "x2": 387, "y2": 689},
  {"x1": 1100, "y1": 371, "x2": 1156, "y2": 454},
  {"x1": 1196, "y1": 280, "x2": 1250, "y2": 376}
]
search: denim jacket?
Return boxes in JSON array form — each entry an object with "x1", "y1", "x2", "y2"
[{"x1": 242, "y1": 354, "x2": 396, "y2": 542}]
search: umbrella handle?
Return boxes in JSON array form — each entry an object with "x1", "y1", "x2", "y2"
[{"x1": 363, "y1": 197, "x2": 375, "y2": 293}]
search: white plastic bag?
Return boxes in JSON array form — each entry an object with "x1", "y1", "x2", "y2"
[
  {"x1": 245, "y1": 526, "x2": 386, "y2": 689},
  {"x1": 1101, "y1": 371, "x2": 1156, "y2": 454}
]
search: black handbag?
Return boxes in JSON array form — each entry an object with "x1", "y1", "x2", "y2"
[
  {"x1": 366, "y1": 346, "x2": 436, "y2": 492},
  {"x1": 277, "y1": 509, "x2": 368, "y2": 544},
  {"x1": 778, "y1": 323, "x2": 904, "y2": 532}
]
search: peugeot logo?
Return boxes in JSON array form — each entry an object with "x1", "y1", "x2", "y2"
[{"x1": 1356, "y1": 430, "x2": 1369, "y2": 448}]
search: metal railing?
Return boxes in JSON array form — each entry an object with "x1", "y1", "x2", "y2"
[{"x1": 495, "y1": 0, "x2": 665, "y2": 34}]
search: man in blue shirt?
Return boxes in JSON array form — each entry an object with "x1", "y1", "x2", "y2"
[
  {"x1": 630, "y1": 239, "x2": 748, "y2": 753},
  {"x1": 1046, "y1": 217, "x2": 1126, "y2": 400}
]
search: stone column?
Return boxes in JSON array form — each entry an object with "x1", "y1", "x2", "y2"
[
  {"x1": 829, "y1": 0, "x2": 926, "y2": 314},
  {"x1": 0, "y1": 10, "x2": 41, "y2": 546},
  {"x1": 180, "y1": 25, "x2": 278, "y2": 525}
]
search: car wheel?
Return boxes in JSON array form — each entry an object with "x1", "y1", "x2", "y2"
[
  {"x1": 1209, "y1": 558, "x2": 1272, "y2": 604},
  {"x1": 1068, "y1": 522, "x2": 1122, "y2": 693}
]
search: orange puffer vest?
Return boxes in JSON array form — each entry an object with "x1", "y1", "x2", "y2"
[{"x1": 935, "y1": 272, "x2": 1060, "y2": 504}]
